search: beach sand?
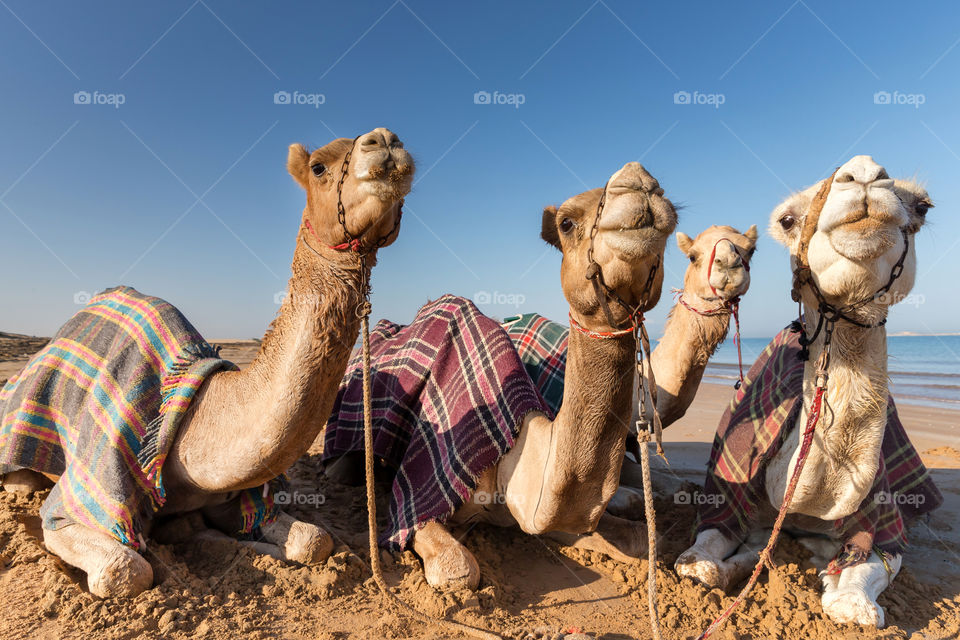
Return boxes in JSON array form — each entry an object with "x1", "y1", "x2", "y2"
[{"x1": 1, "y1": 339, "x2": 958, "y2": 639}]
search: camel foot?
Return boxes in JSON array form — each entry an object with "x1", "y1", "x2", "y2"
[
  {"x1": 260, "y1": 510, "x2": 333, "y2": 565},
  {"x1": 412, "y1": 521, "x2": 480, "y2": 591},
  {"x1": 675, "y1": 528, "x2": 760, "y2": 591},
  {"x1": 43, "y1": 523, "x2": 153, "y2": 598},
  {"x1": 820, "y1": 551, "x2": 900, "y2": 627},
  {"x1": 1, "y1": 469, "x2": 54, "y2": 494},
  {"x1": 546, "y1": 512, "x2": 647, "y2": 562}
]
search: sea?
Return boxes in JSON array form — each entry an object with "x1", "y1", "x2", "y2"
[{"x1": 701, "y1": 335, "x2": 960, "y2": 409}]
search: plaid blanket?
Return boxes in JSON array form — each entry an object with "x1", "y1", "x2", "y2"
[
  {"x1": 0, "y1": 287, "x2": 276, "y2": 550},
  {"x1": 696, "y1": 324, "x2": 943, "y2": 555},
  {"x1": 323, "y1": 295, "x2": 547, "y2": 549},
  {"x1": 502, "y1": 313, "x2": 569, "y2": 417}
]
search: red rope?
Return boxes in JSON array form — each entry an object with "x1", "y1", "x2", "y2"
[
  {"x1": 303, "y1": 218, "x2": 363, "y2": 252},
  {"x1": 568, "y1": 312, "x2": 635, "y2": 339},
  {"x1": 697, "y1": 383, "x2": 826, "y2": 639}
]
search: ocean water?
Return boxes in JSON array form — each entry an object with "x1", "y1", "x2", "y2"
[{"x1": 701, "y1": 334, "x2": 960, "y2": 409}]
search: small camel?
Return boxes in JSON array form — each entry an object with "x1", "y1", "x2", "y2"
[
  {"x1": 0, "y1": 128, "x2": 414, "y2": 598},
  {"x1": 612, "y1": 224, "x2": 757, "y2": 513},
  {"x1": 675, "y1": 155, "x2": 942, "y2": 627}
]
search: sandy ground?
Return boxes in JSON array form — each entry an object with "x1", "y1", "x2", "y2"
[{"x1": 1, "y1": 338, "x2": 959, "y2": 639}]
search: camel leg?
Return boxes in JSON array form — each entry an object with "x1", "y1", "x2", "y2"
[
  {"x1": 201, "y1": 497, "x2": 333, "y2": 566},
  {"x1": 411, "y1": 520, "x2": 480, "y2": 590},
  {"x1": 675, "y1": 528, "x2": 745, "y2": 590},
  {"x1": 1, "y1": 469, "x2": 54, "y2": 494},
  {"x1": 820, "y1": 551, "x2": 901, "y2": 627},
  {"x1": 545, "y1": 512, "x2": 647, "y2": 562},
  {"x1": 606, "y1": 485, "x2": 645, "y2": 520},
  {"x1": 42, "y1": 523, "x2": 153, "y2": 598}
]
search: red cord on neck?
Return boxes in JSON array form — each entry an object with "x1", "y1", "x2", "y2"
[
  {"x1": 568, "y1": 312, "x2": 635, "y2": 339},
  {"x1": 303, "y1": 218, "x2": 363, "y2": 252}
]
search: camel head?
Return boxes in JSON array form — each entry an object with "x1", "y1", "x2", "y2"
[
  {"x1": 676, "y1": 225, "x2": 757, "y2": 302},
  {"x1": 770, "y1": 155, "x2": 932, "y2": 314},
  {"x1": 542, "y1": 162, "x2": 678, "y2": 330},
  {"x1": 287, "y1": 128, "x2": 414, "y2": 251}
]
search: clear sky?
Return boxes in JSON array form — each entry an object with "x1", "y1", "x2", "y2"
[{"x1": 1, "y1": 1, "x2": 958, "y2": 341}]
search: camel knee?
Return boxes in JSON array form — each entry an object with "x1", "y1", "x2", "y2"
[
  {"x1": 820, "y1": 551, "x2": 900, "y2": 627},
  {"x1": 43, "y1": 524, "x2": 153, "y2": 598},
  {"x1": 2, "y1": 469, "x2": 54, "y2": 494},
  {"x1": 412, "y1": 520, "x2": 480, "y2": 591},
  {"x1": 606, "y1": 486, "x2": 645, "y2": 520},
  {"x1": 260, "y1": 511, "x2": 333, "y2": 565},
  {"x1": 675, "y1": 528, "x2": 745, "y2": 591}
]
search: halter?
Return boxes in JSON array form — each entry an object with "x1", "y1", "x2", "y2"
[
  {"x1": 581, "y1": 177, "x2": 666, "y2": 640},
  {"x1": 300, "y1": 136, "x2": 404, "y2": 261},
  {"x1": 698, "y1": 168, "x2": 913, "y2": 640},
  {"x1": 675, "y1": 236, "x2": 751, "y2": 387}
]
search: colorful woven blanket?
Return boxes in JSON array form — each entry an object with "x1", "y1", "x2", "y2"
[
  {"x1": 0, "y1": 287, "x2": 275, "y2": 549},
  {"x1": 696, "y1": 325, "x2": 942, "y2": 555},
  {"x1": 323, "y1": 295, "x2": 547, "y2": 549},
  {"x1": 501, "y1": 313, "x2": 569, "y2": 417}
]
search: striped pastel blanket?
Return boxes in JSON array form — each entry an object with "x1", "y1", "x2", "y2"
[
  {"x1": 0, "y1": 287, "x2": 275, "y2": 549},
  {"x1": 323, "y1": 295, "x2": 547, "y2": 549},
  {"x1": 697, "y1": 325, "x2": 942, "y2": 555}
]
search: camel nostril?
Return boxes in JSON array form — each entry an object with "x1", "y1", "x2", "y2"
[
  {"x1": 362, "y1": 137, "x2": 380, "y2": 147},
  {"x1": 836, "y1": 172, "x2": 855, "y2": 183}
]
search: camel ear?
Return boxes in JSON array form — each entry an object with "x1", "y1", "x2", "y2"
[
  {"x1": 676, "y1": 232, "x2": 694, "y2": 255},
  {"x1": 287, "y1": 143, "x2": 310, "y2": 189},
  {"x1": 541, "y1": 205, "x2": 561, "y2": 250},
  {"x1": 744, "y1": 224, "x2": 758, "y2": 246}
]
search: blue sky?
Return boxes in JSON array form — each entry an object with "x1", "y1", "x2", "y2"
[{"x1": 1, "y1": 1, "x2": 958, "y2": 340}]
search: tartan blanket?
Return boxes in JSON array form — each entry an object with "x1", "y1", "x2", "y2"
[
  {"x1": 323, "y1": 295, "x2": 547, "y2": 550},
  {"x1": 696, "y1": 324, "x2": 943, "y2": 555},
  {"x1": 0, "y1": 287, "x2": 276, "y2": 550},
  {"x1": 501, "y1": 313, "x2": 569, "y2": 417}
]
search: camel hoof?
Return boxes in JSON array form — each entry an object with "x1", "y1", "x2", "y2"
[
  {"x1": 675, "y1": 551, "x2": 724, "y2": 589},
  {"x1": 423, "y1": 544, "x2": 480, "y2": 591},
  {"x1": 821, "y1": 588, "x2": 884, "y2": 627},
  {"x1": 87, "y1": 546, "x2": 153, "y2": 598},
  {"x1": 283, "y1": 521, "x2": 333, "y2": 565}
]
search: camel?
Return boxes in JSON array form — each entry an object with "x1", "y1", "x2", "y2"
[
  {"x1": 612, "y1": 224, "x2": 757, "y2": 513},
  {"x1": 407, "y1": 162, "x2": 678, "y2": 588},
  {"x1": 675, "y1": 155, "x2": 942, "y2": 627},
  {"x1": 0, "y1": 128, "x2": 414, "y2": 598}
]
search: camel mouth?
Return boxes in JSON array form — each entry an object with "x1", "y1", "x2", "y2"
[{"x1": 598, "y1": 226, "x2": 664, "y2": 258}]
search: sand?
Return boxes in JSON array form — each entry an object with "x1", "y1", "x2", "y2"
[{"x1": 1, "y1": 339, "x2": 959, "y2": 640}]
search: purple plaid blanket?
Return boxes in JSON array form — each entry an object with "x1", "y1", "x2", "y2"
[
  {"x1": 323, "y1": 295, "x2": 547, "y2": 549},
  {"x1": 0, "y1": 287, "x2": 276, "y2": 549},
  {"x1": 696, "y1": 325, "x2": 942, "y2": 555}
]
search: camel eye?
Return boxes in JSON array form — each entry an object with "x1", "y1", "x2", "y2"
[
  {"x1": 689, "y1": 253, "x2": 697, "y2": 263},
  {"x1": 779, "y1": 215, "x2": 796, "y2": 231},
  {"x1": 916, "y1": 203, "x2": 930, "y2": 217},
  {"x1": 311, "y1": 163, "x2": 326, "y2": 177},
  {"x1": 559, "y1": 218, "x2": 574, "y2": 234}
]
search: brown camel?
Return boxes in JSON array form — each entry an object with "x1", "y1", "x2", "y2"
[
  {"x1": 0, "y1": 128, "x2": 414, "y2": 598},
  {"x1": 408, "y1": 162, "x2": 679, "y2": 589}
]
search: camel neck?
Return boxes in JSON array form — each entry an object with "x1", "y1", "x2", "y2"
[
  {"x1": 767, "y1": 302, "x2": 889, "y2": 520},
  {"x1": 650, "y1": 297, "x2": 731, "y2": 427},
  {"x1": 167, "y1": 239, "x2": 370, "y2": 493}
]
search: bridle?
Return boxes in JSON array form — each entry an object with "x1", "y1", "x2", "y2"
[
  {"x1": 676, "y1": 236, "x2": 752, "y2": 388},
  {"x1": 576, "y1": 178, "x2": 666, "y2": 640},
  {"x1": 698, "y1": 168, "x2": 913, "y2": 640}
]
